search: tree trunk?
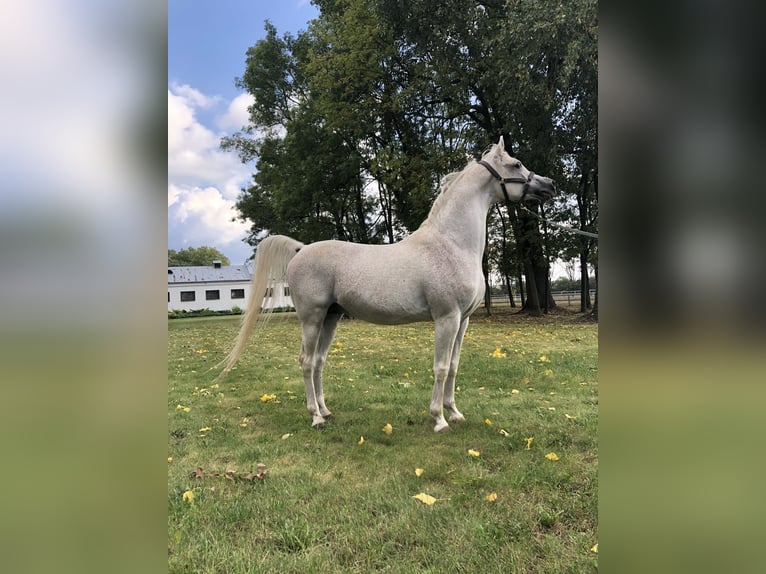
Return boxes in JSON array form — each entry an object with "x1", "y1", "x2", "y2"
[
  {"x1": 534, "y1": 260, "x2": 555, "y2": 313},
  {"x1": 514, "y1": 208, "x2": 554, "y2": 315},
  {"x1": 580, "y1": 251, "x2": 591, "y2": 312},
  {"x1": 482, "y1": 227, "x2": 492, "y2": 315},
  {"x1": 523, "y1": 259, "x2": 542, "y2": 316},
  {"x1": 355, "y1": 183, "x2": 370, "y2": 243},
  {"x1": 505, "y1": 272, "x2": 516, "y2": 307},
  {"x1": 494, "y1": 204, "x2": 515, "y2": 307},
  {"x1": 576, "y1": 168, "x2": 594, "y2": 312},
  {"x1": 590, "y1": 264, "x2": 598, "y2": 320}
]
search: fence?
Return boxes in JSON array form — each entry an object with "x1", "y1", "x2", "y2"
[{"x1": 489, "y1": 290, "x2": 596, "y2": 308}]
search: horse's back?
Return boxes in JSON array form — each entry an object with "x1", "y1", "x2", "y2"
[{"x1": 286, "y1": 237, "x2": 482, "y2": 324}]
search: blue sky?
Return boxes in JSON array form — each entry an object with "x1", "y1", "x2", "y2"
[{"x1": 168, "y1": 0, "x2": 318, "y2": 264}]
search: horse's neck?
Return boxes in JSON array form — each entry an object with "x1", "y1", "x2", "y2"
[{"x1": 424, "y1": 174, "x2": 494, "y2": 257}]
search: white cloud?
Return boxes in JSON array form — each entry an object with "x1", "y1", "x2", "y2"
[
  {"x1": 216, "y1": 92, "x2": 254, "y2": 132},
  {"x1": 168, "y1": 86, "x2": 250, "y2": 193},
  {"x1": 169, "y1": 183, "x2": 249, "y2": 243},
  {"x1": 169, "y1": 82, "x2": 220, "y2": 109},
  {"x1": 168, "y1": 84, "x2": 254, "y2": 256},
  {"x1": 168, "y1": 184, "x2": 180, "y2": 207}
]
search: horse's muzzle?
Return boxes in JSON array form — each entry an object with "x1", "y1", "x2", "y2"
[
  {"x1": 541, "y1": 177, "x2": 556, "y2": 200},
  {"x1": 527, "y1": 176, "x2": 556, "y2": 203}
]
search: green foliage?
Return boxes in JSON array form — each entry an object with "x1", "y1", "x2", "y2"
[
  {"x1": 168, "y1": 246, "x2": 230, "y2": 267},
  {"x1": 168, "y1": 307, "x2": 290, "y2": 320},
  {"x1": 168, "y1": 311, "x2": 598, "y2": 572},
  {"x1": 551, "y1": 276, "x2": 596, "y2": 293}
]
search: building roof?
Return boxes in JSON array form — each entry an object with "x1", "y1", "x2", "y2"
[{"x1": 168, "y1": 264, "x2": 252, "y2": 284}]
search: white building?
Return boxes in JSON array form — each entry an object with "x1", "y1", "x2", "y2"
[{"x1": 168, "y1": 261, "x2": 293, "y2": 312}]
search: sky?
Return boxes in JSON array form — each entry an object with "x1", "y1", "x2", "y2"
[{"x1": 168, "y1": 0, "x2": 319, "y2": 265}]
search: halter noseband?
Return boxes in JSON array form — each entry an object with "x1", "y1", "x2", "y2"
[{"x1": 478, "y1": 160, "x2": 534, "y2": 203}]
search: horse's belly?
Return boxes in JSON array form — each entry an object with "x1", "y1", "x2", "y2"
[{"x1": 337, "y1": 291, "x2": 432, "y2": 325}]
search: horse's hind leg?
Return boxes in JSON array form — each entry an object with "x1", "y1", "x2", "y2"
[
  {"x1": 443, "y1": 316, "x2": 470, "y2": 423},
  {"x1": 298, "y1": 309, "x2": 341, "y2": 428},
  {"x1": 298, "y1": 312, "x2": 328, "y2": 428},
  {"x1": 313, "y1": 311, "x2": 342, "y2": 420}
]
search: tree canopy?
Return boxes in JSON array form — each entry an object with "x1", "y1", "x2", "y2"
[
  {"x1": 223, "y1": 0, "x2": 597, "y2": 315},
  {"x1": 168, "y1": 247, "x2": 230, "y2": 267}
]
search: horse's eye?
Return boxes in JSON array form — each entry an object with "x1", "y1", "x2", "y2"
[{"x1": 514, "y1": 162, "x2": 522, "y2": 169}]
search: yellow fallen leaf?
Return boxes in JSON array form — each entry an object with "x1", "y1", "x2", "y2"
[
  {"x1": 281, "y1": 433, "x2": 293, "y2": 440},
  {"x1": 525, "y1": 437, "x2": 534, "y2": 450},
  {"x1": 544, "y1": 369, "x2": 553, "y2": 376},
  {"x1": 382, "y1": 423, "x2": 393, "y2": 435},
  {"x1": 591, "y1": 543, "x2": 598, "y2": 554},
  {"x1": 511, "y1": 389, "x2": 520, "y2": 394},
  {"x1": 167, "y1": 457, "x2": 173, "y2": 464},
  {"x1": 467, "y1": 449, "x2": 480, "y2": 457},
  {"x1": 415, "y1": 468, "x2": 424, "y2": 477},
  {"x1": 358, "y1": 436, "x2": 365, "y2": 445},
  {"x1": 412, "y1": 492, "x2": 437, "y2": 505},
  {"x1": 545, "y1": 452, "x2": 560, "y2": 461},
  {"x1": 498, "y1": 429, "x2": 509, "y2": 437},
  {"x1": 485, "y1": 492, "x2": 498, "y2": 502},
  {"x1": 260, "y1": 394, "x2": 278, "y2": 403},
  {"x1": 484, "y1": 418, "x2": 493, "y2": 426},
  {"x1": 564, "y1": 414, "x2": 577, "y2": 420},
  {"x1": 182, "y1": 490, "x2": 195, "y2": 503},
  {"x1": 491, "y1": 348, "x2": 507, "y2": 358},
  {"x1": 199, "y1": 427, "x2": 212, "y2": 432}
]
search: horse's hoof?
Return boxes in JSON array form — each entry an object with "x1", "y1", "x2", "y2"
[
  {"x1": 321, "y1": 412, "x2": 333, "y2": 420},
  {"x1": 448, "y1": 413, "x2": 466, "y2": 423},
  {"x1": 434, "y1": 422, "x2": 451, "y2": 433},
  {"x1": 311, "y1": 416, "x2": 326, "y2": 429}
]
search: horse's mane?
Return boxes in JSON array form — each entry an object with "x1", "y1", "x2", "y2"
[
  {"x1": 416, "y1": 144, "x2": 501, "y2": 231},
  {"x1": 418, "y1": 161, "x2": 477, "y2": 230}
]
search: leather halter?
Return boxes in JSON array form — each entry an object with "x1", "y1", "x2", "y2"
[{"x1": 478, "y1": 160, "x2": 534, "y2": 203}]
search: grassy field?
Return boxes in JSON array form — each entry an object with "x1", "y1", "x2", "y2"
[{"x1": 168, "y1": 309, "x2": 598, "y2": 573}]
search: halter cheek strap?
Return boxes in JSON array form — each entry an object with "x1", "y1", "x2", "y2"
[{"x1": 478, "y1": 160, "x2": 533, "y2": 203}]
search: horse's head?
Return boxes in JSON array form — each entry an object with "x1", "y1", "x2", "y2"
[{"x1": 479, "y1": 136, "x2": 556, "y2": 204}]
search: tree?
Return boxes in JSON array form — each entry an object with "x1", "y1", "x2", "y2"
[
  {"x1": 224, "y1": 0, "x2": 597, "y2": 315},
  {"x1": 374, "y1": 0, "x2": 597, "y2": 314},
  {"x1": 168, "y1": 247, "x2": 230, "y2": 267},
  {"x1": 223, "y1": 21, "x2": 382, "y2": 245}
]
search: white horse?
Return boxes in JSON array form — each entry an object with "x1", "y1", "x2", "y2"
[{"x1": 218, "y1": 137, "x2": 555, "y2": 432}]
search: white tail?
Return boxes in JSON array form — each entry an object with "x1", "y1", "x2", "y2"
[{"x1": 215, "y1": 235, "x2": 304, "y2": 381}]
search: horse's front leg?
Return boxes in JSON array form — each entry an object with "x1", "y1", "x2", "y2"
[
  {"x1": 430, "y1": 314, "x2": 461, "y2": 432},
  {"x1": 443, "y1": 316, "x2": 469, "y2": 423}
]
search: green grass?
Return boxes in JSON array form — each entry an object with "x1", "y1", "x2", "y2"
[{"x1": 168, "y1": 309, "x2": 598, "y2": 573}]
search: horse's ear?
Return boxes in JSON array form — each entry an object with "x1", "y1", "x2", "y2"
[{"x1": 496, "y1": 135, "x2": 505, "y2": 152}]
